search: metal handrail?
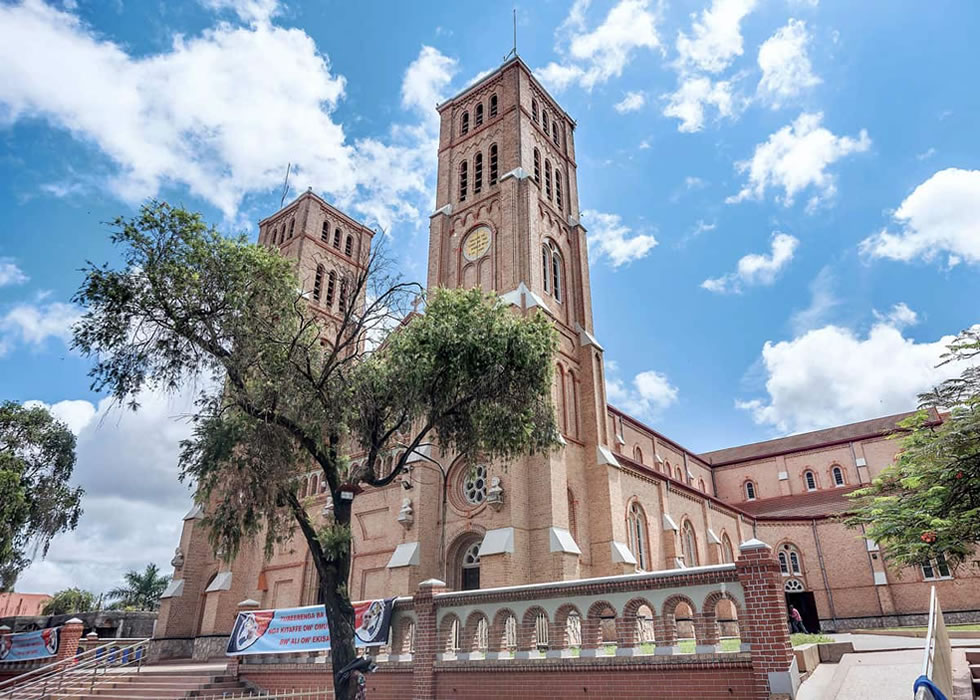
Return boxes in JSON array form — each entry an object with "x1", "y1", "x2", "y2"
[
  {"x1": 0, "y1": 638, "x2": 149, "y2": 698},
  {"x1": 197, "y1": 689, "x2": 334, "y2": 699}
]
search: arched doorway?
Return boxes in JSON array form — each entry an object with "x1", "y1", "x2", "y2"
[{"x1": 784, "y1": 578, "x2": 819, "y2": 633}]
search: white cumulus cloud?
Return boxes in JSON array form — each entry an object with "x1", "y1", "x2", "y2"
[
  {"x1": 737, "y1": 313, "x2": 977, "y2": 434},
  {"x1": 606, "y1": 364, "x2": 679, "y2": 419},
  {"x1": 17, "y1": 388, "x2": 200, "y2": 595},
  {"x1": 675, "y1": 0, "x2": 758, "y2": 74},
  {"x1": 727, "y1": 112, "x2": 870, "y2": 208},
  {"x1": 537, "y1": 0, "x2": 660, "y2": 92},
  {"x1": 582, "y1": 209, "x2": 658, "y2": 268},
  {"x1": 757, "y1": 19, "x2": 821, "y2": 108},
  {"x1": 662, "y1": 76, "x2": 734, "y2": 132},
  {"x1": 614, "y1": 91, "x2": 646, "y2": 113},
  {"x1": 0, "y1": 259, "x2": 29, "y2": 287},
  {"x1": 0, "y1": 1, "x2": 449, "y2": 231},
  {"x1": 859, "y1": 168, "x2": 980, "y2": 267},
  {"x1": 701, "y1": 232, "x2": 799, "y2": 293},
  {"x1": 0, "y1": 300, "x2": 81, "y2": 356}
]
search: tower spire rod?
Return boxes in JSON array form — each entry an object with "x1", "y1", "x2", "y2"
[{"x1": 503, "y1": 8, "x2": 518, "y2": 61}]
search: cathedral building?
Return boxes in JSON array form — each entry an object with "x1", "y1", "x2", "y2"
[{"x1": 153, "y1": 57, "x2": 979, "y2": 659}]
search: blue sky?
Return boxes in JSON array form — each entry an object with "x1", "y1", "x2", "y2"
[{"x1": 0, "y1": 0, "x2": 978, "y2": 593}]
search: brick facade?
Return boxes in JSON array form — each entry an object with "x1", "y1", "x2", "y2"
[{"x1": 152, "y1": 56, "x2": 980, "y2": 666}]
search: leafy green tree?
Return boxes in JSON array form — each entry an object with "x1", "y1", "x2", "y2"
[
  {"x1": 846, "y1": 327, "x2": 980, "y2": 570},
  {"x1": 0, "y1": 402, "x2": 84, "y2": 590},
  {"x1": 106, "y1": 563, "x2": 170, "y2": 611},
  {"x1": 42, "y1": 587, "x2": 98, "y2": 616},
  {"x1": 72, "y1": 202, "x2": 559, "y2": 698}
]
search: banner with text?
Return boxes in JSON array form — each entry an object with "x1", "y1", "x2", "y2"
[
  {"x1": 226, "y1": 600, "x2": 394, "y2": 656},
  {"x1": 0, "y1": 627, "x2": 61, "y2": 663}
]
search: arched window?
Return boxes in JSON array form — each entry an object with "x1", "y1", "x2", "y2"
[
  {"x1": 804, "y1": 470, "x2": 817, "y2": 492},
  {"x1": 474, "y1": 152, "x2": 483, "y2": 194},
  {"x1": 832, "y1": 466, "x2": 845, "y2": 487},
  {"x1": 745, "y1": 480, "x2": 756, "y2": 501},
  {"x1": 325, "y1": 270, "x2": 336, "y2": 307},
  {"x1": 313, "y1": 264, "x2": 324, "y2": 301},
  {"x1": 676, "y1": 466, "x2": 684, "y2": 481},
  {"x1": 344, "y1": 235, "x2": 353, "y2": 256},
  {"x1": 531, "y1": 99, "x2": 538, "y2": 123},
  {"x1": 288, "y1": 218, "x2": 295, "y2": 238},
  {"x1": 270, "y1": 227, "x2": 278, "y2": 245},
  {"x1": 310, "y1": 473, "x2": 319, "y2": 495},
  {"x1": 664, "y1": 461, "x2": 671, "y2": 476},
  {"x1": 459, "y1": 160, "x2": 468, "y2": 201},
  {"x1": 298, "y1": 476, "x2": 308, "y2": 498},
  {"x1": 778, "y1": 544, "x2": 802, "y2": 576},
  {"x1": 552, "y1": 121, "x2": 559, "y2": 145},
  {"x1": 698, "y1": 478, "x2": 706, "y2": 492},
  {"x1": 682, "y1": 520, "x2": 699, "y2": 566},
  {"x1": 320, "y1": 221, "x2": 329, "y2": 242},
  {"x1": 633, "y1": 446, "x2": 643, "y2": 464},
  {"x1": 555, "y1": 171, "x2": 563, "y2": 211},
  {"x1": 544, "y1": 160, "x2": 552, "y2": 199},
  {"x1": 541, "y1": 245, "x2": 550, "y2": 293},
  {"x1": 551, "y1": 244, "x2": 562, "y2": 302},
  {"x1": 533, "y1": 149, "x2": 540, "y2": 184},
  {"x1": 721, "y1": 534, "x2": 734, "y2": 564},
  {"x1": 339, "y1": 280, "x2": 348, "y2": 313},
  {"x1": 461, "y1": 541, "x2": 480, "y2": 590},
  {"x1": 489, "y1": 94, "x2": 498, "y2": 117},
  {"x1": 489, "y1": 144, "x2": 498, "y2": 185},
  {"x1": 542, "y1": 110, "x2": 549, "y2": 131},
  {"x1": 333, "y1": 228, "x2": 341, "y2": 248},
  {"x1": 461, "y1": 111, "x2": 469, "y2": 135},
  {"x1": 475, "y1": 103, "x2": 484, "y2": 126},
  {"x1": 626, "y1": 502, "x2": 648, "y2": 570}
]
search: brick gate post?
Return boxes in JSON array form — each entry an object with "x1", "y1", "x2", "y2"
[
  {"x1": 56, "y1": 618, "x2": 85, "y2": 665},
  {"x1": 412, "y1": 579, "x2": 446, "y2": 700},
  {"x1": 736, "y1": 539, "x2": 799, "y2": 699}
]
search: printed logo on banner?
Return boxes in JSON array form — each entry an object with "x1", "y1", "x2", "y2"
[
  {"x1": 226, "y1": 599, "x2": 394, "y2": 656},
  {"x1": 0, "y1": 627, "x2": 60, "y2": 663}
]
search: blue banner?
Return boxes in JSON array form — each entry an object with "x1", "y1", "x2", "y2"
[
  {"x1": 0, "y1": 627, "x2": 61, "y2": 663},
  {"x1": 226, "y1": 600, "x2": 394, "y2": 656}
]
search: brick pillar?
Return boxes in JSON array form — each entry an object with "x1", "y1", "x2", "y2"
[
  {"x1": 57, "y1": 618, "x2": 85, "y2": 665},
  {"x1": 412, "y1": 578, "x2": 445, "y2": 700},
  {"x1": 579, "y1": 617, "x2": 601, "y2": 657},
  {"x1": 546, "y1": 620, "x2": 568, "y2": 658},
  {"x1": 736, "y1": 539, "x2": 799, "y2": 699},
  {"x1": 614, "y1": 616, "x2": 638, "y2": 656},
  {"x1": 655, "y1": 613, "x2": 678, "y2": 655},
  {"x1": 694, "y1": 612, "x2": 719, "y2": 653}
]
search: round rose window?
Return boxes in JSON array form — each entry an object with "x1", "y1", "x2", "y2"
[{"x1": 463, "y1": 464, "x2": 488, "y2": 505}]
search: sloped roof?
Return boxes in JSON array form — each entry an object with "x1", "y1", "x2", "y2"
[
  {"x1": 737, "y1": 486, "x2": 862, "y2": 518},
  {"x1": 699, "y1": 408, "x2": 942, "y2": 466}
]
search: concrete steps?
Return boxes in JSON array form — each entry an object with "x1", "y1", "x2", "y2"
[{"x1": 2, "y1": 666, "x2": 253, "y2": 699}]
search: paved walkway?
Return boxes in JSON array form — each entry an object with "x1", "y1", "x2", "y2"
[{"x1": 797, "y1": 635, "x2": 980, "y2": 700}]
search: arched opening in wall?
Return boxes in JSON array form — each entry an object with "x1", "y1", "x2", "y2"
[
  {"x1": 744, "y1": 480, "x2": 757, "y2": 501},
  {"x1": 448, "y1": 532, "x2": 483, "y2": 591},
  {"x1": 675, "y1": 601, "x2": 695, "y2": 646},
  {"x1": 633, "y1": 446, "x2": 643, "y2": 464},
  {"x1": 832, "y1": 465, "x2": 846, "y2": 487},
  {"x1": 713, "y1": 596, "x2": 739, "y2": 647},
  {"x1": 635, "y1": 604, "x2": 655, "y2": 645},
  {"x1": 804, "y1": 469, "x2": 818, "y2": 492}
]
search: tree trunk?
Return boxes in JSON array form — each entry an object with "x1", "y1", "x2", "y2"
[{"x1": 316, "y1": 496, "x2": 357, "y2": 700}]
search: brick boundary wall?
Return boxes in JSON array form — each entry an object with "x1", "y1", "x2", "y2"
[{"x1": 235, "y1": 541, "x2": 797, "y2": 699}]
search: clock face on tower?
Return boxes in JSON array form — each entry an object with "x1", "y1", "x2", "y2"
[{"x1": 462, "y1": 226, "x2": 492, "y2": 261}]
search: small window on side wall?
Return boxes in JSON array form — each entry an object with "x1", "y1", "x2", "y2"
[
  {"x1": 832, "y1": 466, "x2": 845, "y2": 487},
  {"x1": 475, "y1": 103, "x2": 484, "y2": 126},
  {"x1": 531, "y1": 99, "x2": 538, "y2": 123},
  {"x1": 804, "y1": 470, "x2": 817, "y2": 492},
  {"x1": 489, "y1": 94, "x2": 498, "y2": 117},
  {"x1": 461, "y1": 111, "x2": 469, "y2": 135},
  {"x1": 745, "y1": 481, "x2": 756, "y2": 501},
  {"x1": 922, "y1": 555, "x2": 952, "y2": 581}
]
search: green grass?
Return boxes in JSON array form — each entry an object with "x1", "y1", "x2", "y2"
[{"x1": 790, "y1": 633, "x2": 833, "y2": 646}]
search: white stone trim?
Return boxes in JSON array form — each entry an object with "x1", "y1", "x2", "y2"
[
  {"x1": 610, "y1": 541, "x2": 637, "y2": 565},
  {"x1": 597, "y1": 446, "x2": 621, "y2": 467},
  {"x1": 855, "y1": 457, "x2": 867, "y2": 467},
  {"x1": 238, "y1": 598, "x2": 260, "y2": 608},
  {"x1": 707, "y1": 529, "x2": 721, "y2": 545},
  {"x1": 404, "y1": 445, "x2": 432, "y2": 464},
  {"x1": 739, "y1": 538, "x2": 771, "y2": 551},
  {"x1": 183, "y1": 503, "x2": 204, "y2": 520},
  {"x1": 777, "y1": 471, "x2": 789, "y2": 481},
  {"x1": 431, "y1": 204, "x2": 452, "y2": 217},
  {"x1": 479, "y1": 527, "x2": 515, "y2": 556},
  {"x1": 500, "y1": 167, "x2": 530, "y2": 181},
  {"x1": 160, "y1": 579, "x2": 184, "y2": 599},
  {"x1": 205, "y1": 571, "x2": 233, "y2": 593},
  {"x1": 873, "y1": 571, "x2": 888, "y2": 586},
  {"x1": 662, "y1": 514, "x2": 678, "y2": 532},
  {"x1": 548, "y1": 527, "x2": 581, "y2": 555},
  {"x1": 866, "y1": 539, "x2": 879, "y2": 552},
  {"x1": 575, "y1": 323, "x2": 604, "y2": 350},
  {"x1": 499, "y1": 282, "x2": 551, "y2": 314},
  {"x1": 387, "y1": 542, "x2": 421, "y2": 568}
]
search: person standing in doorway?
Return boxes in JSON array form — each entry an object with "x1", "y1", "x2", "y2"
[{"x1": 789, "y1": 605, "x2": 807, "y2": 634}]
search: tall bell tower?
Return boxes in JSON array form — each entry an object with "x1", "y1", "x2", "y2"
[{"x1": 426, "y1": 58, "x2": 635, "y2": 587}]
